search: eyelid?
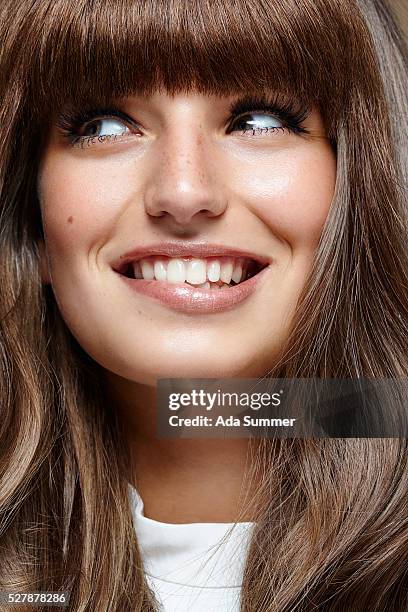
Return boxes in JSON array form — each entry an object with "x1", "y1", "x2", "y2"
[
  {"x1": 83, "y1": 114, "x2": 130, "y2": 129},
  {"x1": 228, "y1": 93, "x2": 309, "y2": 118}
]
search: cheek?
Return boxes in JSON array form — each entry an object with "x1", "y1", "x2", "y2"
[
  {"x1": 229, "y1": 145, "x2": 337, "y2": 250},
  {"x1": 38, "y1": 155, "x2": 134, "y2": 257}
]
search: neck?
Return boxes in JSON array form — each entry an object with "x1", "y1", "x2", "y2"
[{"x1": 103, "y1": 371, "x2": 260, "y2": 523}]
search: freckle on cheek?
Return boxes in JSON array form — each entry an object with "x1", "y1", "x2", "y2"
[{"x1": 67, "y1": 216, "x2": 73, "y2": 224}]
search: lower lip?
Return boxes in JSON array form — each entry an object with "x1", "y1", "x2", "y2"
[{"x1": 115, "y1": 266, "x2": 269, "y2": 313}]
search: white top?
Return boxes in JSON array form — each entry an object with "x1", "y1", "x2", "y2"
[{"x1": 128, "y1": 484, "x2": 255, "y2": 612}]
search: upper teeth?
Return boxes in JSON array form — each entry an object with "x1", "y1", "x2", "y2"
[{"x1": 133, "y1": 257, "x2": 246, "y2": 285}]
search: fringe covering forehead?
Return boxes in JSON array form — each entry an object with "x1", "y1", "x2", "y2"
[{"x1": 16, "y1": 0, "x2": 376, "y2": 137}]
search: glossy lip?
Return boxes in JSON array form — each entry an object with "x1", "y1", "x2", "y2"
[
  {"x1": 111, "y1": 241, "x2": 271, "y2": 274},
  {"x1": 115, "y1": 265, "x2": 269, "y2": 313}
]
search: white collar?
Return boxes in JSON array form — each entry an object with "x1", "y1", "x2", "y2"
[{"x1": 128, "y1": 483, "x2": 255, "y2": 589}]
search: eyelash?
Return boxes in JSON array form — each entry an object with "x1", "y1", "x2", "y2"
[{"x1": 56, "y1": 94, "x2": 311, "y2": 148}]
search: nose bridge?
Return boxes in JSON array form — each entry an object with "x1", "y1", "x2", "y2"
[
  {"x1": 163, "y1": 124, "x2": 206, "y2": 192},
  {"x1": 144, "y1": 113, "x2": 225, "y2": 225}
]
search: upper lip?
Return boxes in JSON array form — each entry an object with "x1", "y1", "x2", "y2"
[{"x1": 112, "y1": 241, "x2": 271, "y2": 274}]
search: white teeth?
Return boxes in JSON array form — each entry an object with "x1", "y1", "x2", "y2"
[
  {"x1": 231, "y1": 261, "x2": 243, "y2": 284},
  {"x1": 154, "y1": 260, "x2": 167, "y2": 281},
  {"x1": 140, "y1": 260, "x2": 154, "y2": 280},
  {"x1": 167, "y1": 258, "x2": 186, "y2": 284},
  {"x1": 185, "y1": 259, "x2": 207, "y2": 285},
  {"x1": 207, "y1": 260, "x2": 221, "y2": 283},
  {"x1": 135, "y1": 256, "x2": 251, "y2": 284},
  {"x1": 196, "y1": 281, "x2": 211, "y2": 289},
  {"x1": 220, "y1": 260, "x2": 233, "y2": 284}
]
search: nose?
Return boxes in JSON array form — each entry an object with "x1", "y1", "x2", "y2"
[{"x1": 143, "y1": 125, "x2": 227, "y2": 227}]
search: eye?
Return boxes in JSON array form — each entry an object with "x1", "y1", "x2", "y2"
[
  {"x1": 226, "y1": 95, "x2": 310, "y2": 138},
  {"x1": 81, "y1": 117, "x2": 131, "y2": 138},
  {"x1": 56, "y1": 107, "x2": 141, "y2": 148},
  {"x1": 228, "y1": 112, "x2": 284, "y2": 135}
]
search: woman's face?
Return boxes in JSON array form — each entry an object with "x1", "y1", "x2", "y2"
[{"x1": 38, "y1": 89, "x2": 336, "y2": 385}]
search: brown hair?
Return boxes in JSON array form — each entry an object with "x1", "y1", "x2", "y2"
[{"x1": 0, "y1": 0, "x2": 407, "y2": 609}]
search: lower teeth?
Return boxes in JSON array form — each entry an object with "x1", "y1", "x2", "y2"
[{"x1": 190, "y1": 281, "x2": 231, "y2": 289}]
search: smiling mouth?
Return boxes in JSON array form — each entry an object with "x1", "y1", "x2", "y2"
[{"x1": 115, "y1": 255, "x2": 267, "y2": 289}]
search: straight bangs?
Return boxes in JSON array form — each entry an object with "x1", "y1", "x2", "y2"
[{"x1": 23, "y1": 0, "x2": 371, "y2": 140}]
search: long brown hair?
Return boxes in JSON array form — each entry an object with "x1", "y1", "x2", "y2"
[{"x1": 0, "y1": 1, "x2": 407, "y2": 610}]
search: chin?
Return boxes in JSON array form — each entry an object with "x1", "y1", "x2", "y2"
[
  {"x1": 124, "y1": 351, "x2": 272, "y2": 385},
  {"x1": 95, "y1": 334, "x2": 278, "y2": 387}
]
